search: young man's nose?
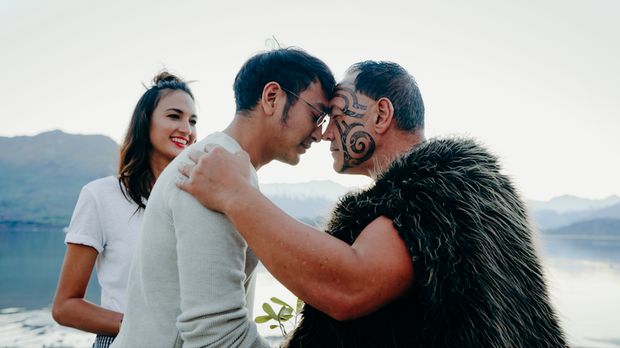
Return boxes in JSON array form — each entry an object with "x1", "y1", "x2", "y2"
[
  {"x1": 310, "y1": 125, "x2": 323, "y2": 142},
  {"x1": 321, "y1": 118, "x2": 335, "y2": 141}
]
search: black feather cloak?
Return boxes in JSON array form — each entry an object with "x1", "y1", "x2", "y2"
[{"x1": 284, "y1": 138, "x2": 567, "y2": 348}]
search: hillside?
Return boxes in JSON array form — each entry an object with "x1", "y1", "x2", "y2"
[
  {"x1": 545, "y1": 218, "x2": 620, "y2": 236},
  {"x1": 529, "y1": 195, "x2": 620, "y2": 213},
  {"x1": 1, "y1": 130, "x2": 619, "y2": 233},
  {"x1": 532, "y1": 202, "x2": 620, "y2": 230},
  {"x1": 0, "y1": 130, "x2": 118, "y2": 224}
]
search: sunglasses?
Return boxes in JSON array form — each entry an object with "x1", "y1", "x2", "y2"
[{"x1": 281, "y1": 86, "x2": 328, "y2": 127}]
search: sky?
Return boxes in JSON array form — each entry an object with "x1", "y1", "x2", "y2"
[{"x1": 1, "y1": 0, "x2": 619, "y2": 201}]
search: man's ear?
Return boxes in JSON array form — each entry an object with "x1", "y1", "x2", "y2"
[
  {"x1": 374, "y1": 97, "x2": 394, "y2": 134},
  {"x1": 260, "y1": 82, "x2": 281, "y2": 116}
]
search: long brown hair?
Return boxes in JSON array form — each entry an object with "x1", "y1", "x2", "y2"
[{"x1": 118, "y1": 71, "x2": 194, "y2": 210}]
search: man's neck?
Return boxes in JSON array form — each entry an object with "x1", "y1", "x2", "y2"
[
  {"x1": 368, "y1": 128, "x2": 425, "y2": 179},
  {"x1": 223, "y1": 114, "x2": 269, "y2": 171}
]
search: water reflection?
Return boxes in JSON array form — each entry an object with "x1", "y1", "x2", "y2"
[
  {"x1": 0, "y1": 229, "x2": 619, "y2": 347},
  {"x1": 545, "y1": 259, "x2": 620, "y2": 347}
]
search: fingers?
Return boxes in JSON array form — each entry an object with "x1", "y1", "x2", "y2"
[
  {"x1": 204, "y1": 143, "x2": 220, "y2": 152},
  {"x1": 178, "y1": 162, "x2": 192, "y2": 178},
  {"x1": 175, "y1": 177, "x2": 188, "y2": 192},
  {"x1": 187, "y1": 149, "x2": 205, "y2": 164},
  {"x1": 176, "y1": 162, "x2": 193, "y2": 193},
  {"x1": 187, "y1": 144, "x2": 227, "y2": 164},
  {"x1": 235, "y1": 150, "x2": 251, "y2": 163}
]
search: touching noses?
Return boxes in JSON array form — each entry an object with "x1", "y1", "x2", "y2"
[
  {"x1": 321, "y1": 118, "x2": 335, "y2": 142},
  {"x1": 310, "y1": 124, "x2": 323, "y2": 143}
]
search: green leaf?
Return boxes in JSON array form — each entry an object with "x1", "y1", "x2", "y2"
[
  {"x1": 269, "y1": 325, "x2": 279, "y2": 330},
  {"x1": 279, "y1": 306, "x2": 293, "y2": 316},
  {"x1": 277, "y1": 306, "x2": 293, "y2": 321},
  {"x1": 279, "y1": 314, "x2": 294, "y2": 321},
  {"x1": 262, "y1": 303, "x2": 277, "y2": 318},
  {"x1": 271, "y1": 297, "x2": 292, "y2": 309},
  {"x1": 296, "y1": 298, "x2": 304, "y2": 313},
  {"x1": 254, "y1": 315, "x2": 272, "y2": 323}
]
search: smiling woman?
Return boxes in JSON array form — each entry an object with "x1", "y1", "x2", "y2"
[
  {"x1": 148, "y1": 89, "x2": 198, "y2": 179},
  {"x1": 51, "y1": 71, "x2": 197, "y2": 348}
]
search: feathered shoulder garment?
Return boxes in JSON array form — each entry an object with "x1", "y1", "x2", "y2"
[{"x1": 285, "y1": 138, "x2": 567, "y2": 348}]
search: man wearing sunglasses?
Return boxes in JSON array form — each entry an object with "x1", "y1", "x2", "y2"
[
  {"x1": 177, "y1": 61, "x2": 567, "y2": 346},
  {"x1": 111, "y1": 48, "x2": 335, "y2": 348}
]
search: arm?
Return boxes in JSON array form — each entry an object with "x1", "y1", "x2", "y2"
[
  {"x1": 177, "y1": 148, "x2": 414, "y2": 320},
  {"x1": 221, "y1": 184, "x2": 412, "y2": 320},
  {"x1": 52, "y1": 243, "x2": 123, "y2": 335},
  {"x1": 169, "y1": 177, "x2": 269, "y2": 347}
]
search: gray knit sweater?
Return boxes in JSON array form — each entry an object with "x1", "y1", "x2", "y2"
[{"x1": 112, "y1": 132, "x2": 270, "y2": 348}]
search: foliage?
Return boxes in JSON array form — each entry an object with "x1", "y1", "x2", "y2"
[{"x1": 255, "y1": 297, "x2": 304, "y2": 337}]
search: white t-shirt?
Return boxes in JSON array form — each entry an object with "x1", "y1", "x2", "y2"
[{"x1": 65, "y1": 176, "x2": 143, "y2": 313}]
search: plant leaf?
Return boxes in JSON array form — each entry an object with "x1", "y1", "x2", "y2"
[
  {"x1": 277, "y1": 306, "x2": 293, "y2": 321},
  {"x1": 254, "y1": 315, "x2": 271, "y2": 323},
  {"x1": 269, "y1": 325, "x2": 279, "y2": 330},
  {"x1": 296, "y1": 298, "x2": 304, "y2": 313},
  {"x1": 280, "y1": 306, "x2": 293, "y2": 316},
  {"x1": 279, "y1": 314, "x2": 294, "y2": 321},
  {"x1": 271, "y1": 297, "x2": 292, "y2": 309},
  {"x1": 262, "y1": 303, "x2": 277, "y2": 318}
]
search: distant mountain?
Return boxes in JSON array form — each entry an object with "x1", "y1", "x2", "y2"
[
  {"x1": 2, "y1": 130, "x2": 618, "y2": 234},
  {"x1": 545, "y1": 218, "x2": 620, "y2": 236},
  {"x1": 529, "y1": 195, "x2": 620, "y2": 214},
  {"x1": 262, "y1": 180, "x2": 353, "y2": 201},
  {"x1": 266, "y1": 195, "x2": 337, "y2": 220},
  {"x1": 262, "y1": 180, "x2": 354, "y2": 219},
  {"x1": 0, "y1": 130, "x2": 118, "y2": 224},
  {"x1": 532, "y1": 202, "x2": 620, "y2": 230}
]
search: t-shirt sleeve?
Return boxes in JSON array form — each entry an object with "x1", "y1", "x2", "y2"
[{"x1": 64, "y1": 185, "x2": 105, "y2": 253}]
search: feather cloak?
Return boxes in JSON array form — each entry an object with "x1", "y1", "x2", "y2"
[{"x1": 284, "y1": 138, "x2": 567, "y2": 348}]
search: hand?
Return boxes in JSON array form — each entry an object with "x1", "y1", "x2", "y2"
[{"x1": 176, "y1": 144, "x2": 253, "y2": 213}]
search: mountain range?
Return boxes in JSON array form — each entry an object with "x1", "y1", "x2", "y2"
[
  {"x1": 1, "y1": 131, "x2": 618, "y2": 236},
  {"x1": 0, "y1": 130, "x2": 117, "y2": 224}
]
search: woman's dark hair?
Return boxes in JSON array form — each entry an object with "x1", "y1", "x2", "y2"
[{"x1": 118, "y1": 71, "x2": 194, "y2": 210}]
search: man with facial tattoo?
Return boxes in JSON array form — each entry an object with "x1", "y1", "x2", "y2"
[{"x1": 177, "y1": 61, "x2": 568, "y2": 347}]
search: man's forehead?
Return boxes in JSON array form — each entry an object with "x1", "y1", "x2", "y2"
[
  {"x1": 301, "y1": 82, "x2": 330, "y2": 109},
  {"x1": 330, "y1": 83, "x2": 356, "y2": 106}
]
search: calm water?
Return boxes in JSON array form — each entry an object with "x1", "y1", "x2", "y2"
[
  {"x1": 0, "y1": 226, "x2": 100, "y2": 309},
  {"x1": 1, "y1": 226, "x2": 619, "y2": 347}
]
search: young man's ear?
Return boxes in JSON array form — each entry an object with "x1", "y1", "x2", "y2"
[
  {"x1": 261, "y1": 82, "x2": 281, "y2": 116},
  {"x1": 374, "y1": 97, "x2": 394, "y2": 134}
]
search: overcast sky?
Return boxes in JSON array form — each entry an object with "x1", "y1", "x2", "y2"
[{"x1": 1, "y1": 0, "x2": 618, "y2": 200}]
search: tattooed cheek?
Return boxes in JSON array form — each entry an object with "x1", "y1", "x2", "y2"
[{"x1": 335, "y1": 119, "x2": 376, "y2": 171}]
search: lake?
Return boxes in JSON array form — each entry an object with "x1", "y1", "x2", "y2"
[{"x1": 1, "y1": 226, "x2": 619, "y2": 347}]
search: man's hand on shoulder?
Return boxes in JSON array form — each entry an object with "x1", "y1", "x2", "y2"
[{"x1": 176, "y1": 145, "x2": 253, "y2": 214}]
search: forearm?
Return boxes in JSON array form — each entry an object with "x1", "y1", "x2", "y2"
[
  {"x1": 52, "y1": 298, "x2": 122, "y2": 335},
  {"x1": 223, "y1": 185, "x2": 366, "y2": 318}
]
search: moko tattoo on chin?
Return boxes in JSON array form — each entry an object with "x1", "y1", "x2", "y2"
[
  {"x1": 335, "y1": 86, "x2": 367, "y2": 119},
  {"x1": 335, "y1": 119, "x2": 376, "y2": 172}
]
